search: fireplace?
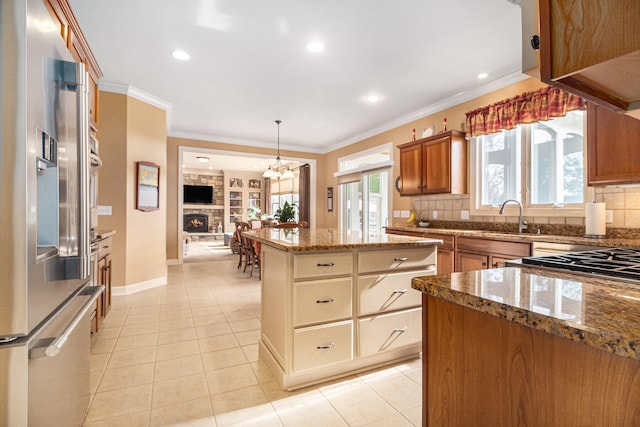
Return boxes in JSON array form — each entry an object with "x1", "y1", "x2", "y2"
[{"x1": 184, "y1": 213, "x2": 209, "y2": 233}]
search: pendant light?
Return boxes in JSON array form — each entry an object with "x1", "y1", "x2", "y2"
[{"x1": 263, "y1": 120, "x2": 294, "y2": 179}]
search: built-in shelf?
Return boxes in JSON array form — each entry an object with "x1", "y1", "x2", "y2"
[{"x1": 183, "y1": 204, "x2": 224, "y2": 210}]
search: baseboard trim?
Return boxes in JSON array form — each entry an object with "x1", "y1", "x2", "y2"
[{"x1": 112, "y1": 275, "x2": 167, "y2": 296}]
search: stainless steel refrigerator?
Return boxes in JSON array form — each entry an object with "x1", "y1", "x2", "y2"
[{"x1": 0, "y1": 0, "x2": 103, "y2": 425}]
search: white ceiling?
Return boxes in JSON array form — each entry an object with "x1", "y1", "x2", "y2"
[{"x1": 68, "y1": 0, "x2": 524, "y2": 160}]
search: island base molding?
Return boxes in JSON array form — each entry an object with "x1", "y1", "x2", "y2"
[
  {"x1": 259, "y1": 339, "x2": 420, "y2": 391},
  {"x1": 423, "y1": 295, "x2": 640, "y2": 426}
]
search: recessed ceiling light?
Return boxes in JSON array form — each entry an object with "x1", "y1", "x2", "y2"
[
  {"x1": 477, "y1": 72, "x2": 488, "y2": 79},
  {"x1": 367, "y1": 95, "x2": 380, "y2": 103},
  {"x1": 306, "y1": 42, "x2": 324, "y2": 53},
  {"x1": 172, "y1": 50, "x2": 191, "y2": 61},
  {"x1": 196, "y1": 156, "x2": 209, "y2": 163}
]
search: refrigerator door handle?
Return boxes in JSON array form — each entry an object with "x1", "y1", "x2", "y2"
[
  {"x1": 29, "y1": 286, "x2": 104, "y2": 359},
  {"x1": 76, "y1": 62, "x2": 91, "y2": 280}
]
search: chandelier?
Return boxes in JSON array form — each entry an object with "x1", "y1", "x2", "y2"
[{"x1": 263, "y1": 120, "x2": 294, "y2": 179}]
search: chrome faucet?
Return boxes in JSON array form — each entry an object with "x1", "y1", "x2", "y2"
[{"x1": 498, "y1": 199, "x2": 528, "y2": 233}]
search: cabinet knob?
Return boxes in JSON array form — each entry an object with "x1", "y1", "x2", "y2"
[
  {"x1": 394, "y1": 257, "x2": 408, "y2": 262},
  {"x1": 316, "y1": 263, "x2": 335, "y2": 267},
  {"x1": 316, "y1": 298, "x2": 334, "y2": 304},
  {"x1": 531, "y1": 34, "x2": 540, "y2": 50}
]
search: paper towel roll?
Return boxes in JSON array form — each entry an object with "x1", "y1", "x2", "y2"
[{"x1": 585, "y1": 202, "x2": 606, "y2": 237}]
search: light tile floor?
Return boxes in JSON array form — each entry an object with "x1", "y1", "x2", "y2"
[{"x1": 84, "y1": 250, "x2": 422, "y2": 426}]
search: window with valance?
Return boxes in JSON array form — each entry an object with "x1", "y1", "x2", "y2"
[{"x1": 465, "y1": 86, "x2": 585, "y2": 138}]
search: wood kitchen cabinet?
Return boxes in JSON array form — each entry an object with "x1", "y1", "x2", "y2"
[
  {"x1": 424, "y1": 233, "x2": 455, "y2": 274},
  {"x1": 587, "y1": 103, "x2": 640, "y2": 186},
  {"x1": 455, "y1": 236, "x2": 531, "y2": 273},
  {"x1": 44, "y1": 0, "x2": 103, "y2": 130},
  {"x1": 535, "y1": 0, "x2": 640, "y2": 116},
  {"x1": 397, "y1": 131, "x2": 467, "y2": 196}
]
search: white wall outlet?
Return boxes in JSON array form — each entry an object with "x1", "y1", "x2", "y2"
[
  {"x1": 606, "y1": 210, "x2": 613, "y2": 224},
  {"x1": 97, "y1": 205, "x2": 112, "y2": 216},
  {"x1": 432, "y1": 211, "x2": 438, "y2": 219},
  {"x1": 393, "y1": 210, "x2": 400, "y2": 217},
  {"x1": 461, "y1": 210, "x2": 470, "y2": 220},
  {"x1": 401, "y1": 210, "x2": 410, "y2": 218}
]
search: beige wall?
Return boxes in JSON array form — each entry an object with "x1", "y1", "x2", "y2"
[
  {"x1": 98, "y1": 92, "x2": 167, "y2": 288},
  {"x1": 165, "y1": 136, "x2": 325, "y2": 260}
]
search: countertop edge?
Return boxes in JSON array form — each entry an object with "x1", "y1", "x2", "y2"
[
  {"x1": 412, "y1": 269, "x2": 640, "y2": 362},
  {"x1": 244, "y1": 229, "x2": 441, "y2": 252}
]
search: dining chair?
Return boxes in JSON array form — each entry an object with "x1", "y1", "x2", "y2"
[{"x1": 235, "y1": 221, "x2": 250, "y2": 269}]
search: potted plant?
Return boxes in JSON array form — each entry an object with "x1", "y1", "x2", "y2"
[{"x1": 274, "y1": 201, "x2": 296, "y2": 223}]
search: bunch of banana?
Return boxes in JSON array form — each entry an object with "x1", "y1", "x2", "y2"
[{"x1": 407, "y1": 208, "x2": 417, "y2": 224}]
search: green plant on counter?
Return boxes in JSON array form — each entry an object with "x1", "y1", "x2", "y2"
[{"x1": 274, "y1": 201, "x2": 296, "y2": 223}]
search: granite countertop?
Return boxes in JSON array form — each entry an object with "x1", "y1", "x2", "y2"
[
  {"x1": 243, "y1": 228, "x2": 442, "y2": 252},
  {"x1": 386, "y1": 225, "x2": 640, "y2": 249},
  {"x1": 412, "y1": 266, "x2": 640, "y2": 361}
]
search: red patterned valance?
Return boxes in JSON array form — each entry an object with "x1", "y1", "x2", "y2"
[{"x1": 465, "y1": 86, "x2": 585, "y2": 138}]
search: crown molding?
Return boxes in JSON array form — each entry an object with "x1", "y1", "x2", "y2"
[
  {"x1": 99, "y1": 81, "x2": 173, "y2": 111},
  {"x1": 168, "y1": 130, "x2": 324, "y2": 154},
  {"x1": 326, "y1": 71, "x2": 528, "y2": 153}
]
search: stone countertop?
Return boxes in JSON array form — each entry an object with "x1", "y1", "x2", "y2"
[
  {"x1": 243, "y1": 228, "x2": 442, "y2": 252},
  {"x1": 386, "y1": 225, "x2": 640, "y2": 248},
  {"x1": 412, "y1": 266, "x2": 640, "y2": 361}
]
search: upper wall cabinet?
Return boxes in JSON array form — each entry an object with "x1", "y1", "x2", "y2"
[
  {"x1": 397, "y1": 130, "x2": 467, "y2": 196},
  {"x1": 587, "y1": 103, "x2": 640, "y2": 186},
  {"x1": 522, "y1": 0, "x2": 640, "y2": 118},
  {"x1": 44, "y1": 0, "x2": 103, "y2": 130}
]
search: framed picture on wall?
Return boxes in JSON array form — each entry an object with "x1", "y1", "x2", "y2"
[{"x1": 136, "y1": 161, "x2": 160, "y2": 211}]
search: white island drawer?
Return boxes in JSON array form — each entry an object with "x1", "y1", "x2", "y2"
[
  {"x1": 358, "y1": 308, "x2": 422, "y2": 357},
  {"x1": 294, "y1": 252, "x2": 353, "y2": 279},
  {"x1": 294, "y1": 278, "x2": 353, "y2": 326},
  {"x1": 293, "y1": 321, "x2": 353, "y2": 371},
  {"x1": 358, "y1": 270, "x2": 432, "y2": 316},
  {"x1": 358, "y1": 247, "x2": 436, "y2": 274}
]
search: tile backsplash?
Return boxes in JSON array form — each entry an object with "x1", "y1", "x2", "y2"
[{"x1": 399, "y1": 185, "x2": 640, "y2": 233}]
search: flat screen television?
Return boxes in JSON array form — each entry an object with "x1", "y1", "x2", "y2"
[{"x1": 184, "y1": 185, "x2": 214, "y2": 204}]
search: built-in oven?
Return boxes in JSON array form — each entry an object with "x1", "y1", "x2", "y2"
[{"x1": 89, "y1": 135, "x2": 102, "y2": 240}]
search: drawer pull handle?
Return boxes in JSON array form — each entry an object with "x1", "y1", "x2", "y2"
[
  {"x1": 394, "y1": 257, "x2": 408, "y2": 262},
  {"x1": 316, "y1": 298, "x2": 334, "y2": 304},
  {"x1": 394, "y1": 327, "x2": 408, "y2": 333},
  {"x1": 393, "y1": 289, "x2": 408, "y2": 294},
  {"x1": 317, "y1": 263, "x2": 335, "y2": 267},
  {"x1": 317, "y1": 343, "x2": 335, "y2": 349}
]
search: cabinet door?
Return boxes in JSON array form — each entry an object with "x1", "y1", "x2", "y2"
[
  {"x1": 423, "y1": 136, "x2": 451, "y2": 194},
  {"x1": 456, "y1": 251, "x2": 488, "y2": 272},
  {"x1": 490, "y1": 255, "x2": 515, "y2": 269},
  {"x1": 437, "y1": 249, "x2": 455, "y2": 274},
  {"x1": 587, "y1": 103, "x2": 640, "y2": 186},
  {"x1": 399, "y1": 144, "x2": 423, "y2": 195}
]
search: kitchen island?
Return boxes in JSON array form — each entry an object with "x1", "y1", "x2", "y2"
[
  {"x1": 412, "y1": 267, "x2": 640, "y2": 426},
  {"x1": 244, "y1": 228, "x2": 441, "y2": 390}
]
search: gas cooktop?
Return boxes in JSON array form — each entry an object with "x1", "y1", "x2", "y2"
[{"x1": 519, "y1": 247, "x2": 640, "y2": 282}]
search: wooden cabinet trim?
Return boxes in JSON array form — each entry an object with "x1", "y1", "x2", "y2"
[{"x1": 457, "y1": 236, "x2": 531, "y2": 258}]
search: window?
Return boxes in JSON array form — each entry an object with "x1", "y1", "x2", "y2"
[
  {"x1": 471, "y1": 110, "x2": 590, "y2": 216},
  {"x1": 335, "y1": 144, "x2": 392, "y2": 235}
]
